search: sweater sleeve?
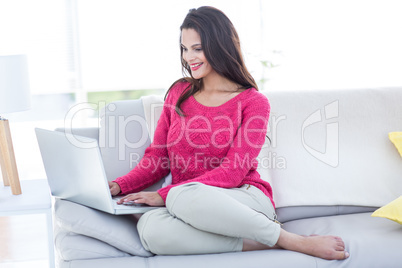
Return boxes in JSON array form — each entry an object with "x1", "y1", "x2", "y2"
[
  {"x1": 113, "y1": 88, "x2": 177, "y2": 195},
  {"x1": 157, "y1": 93, "x2": 270, "y2": 202}
]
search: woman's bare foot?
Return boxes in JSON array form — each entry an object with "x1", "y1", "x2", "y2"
[{"x1": 276, "y1": 229, "x2": 350, "y2": 260}]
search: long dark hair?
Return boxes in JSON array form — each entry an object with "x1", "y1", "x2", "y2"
[{"x1": 165, "y1": 6, "x2": 258, "y2": 116}]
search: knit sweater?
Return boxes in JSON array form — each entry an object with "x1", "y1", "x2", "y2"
[{"x1": 114, "y1": 81, "x2": 275, "y2": 207}]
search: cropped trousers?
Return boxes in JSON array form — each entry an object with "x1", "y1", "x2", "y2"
[{"x1": 137, "y1": 182, "x2": 281, "y2": 255}]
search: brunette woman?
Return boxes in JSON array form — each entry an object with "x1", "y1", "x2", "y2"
[{"x1": 109, "y1": 6, "x2": 349, "y2": 260}]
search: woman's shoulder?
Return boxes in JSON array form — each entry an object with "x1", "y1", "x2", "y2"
[
  {"x1": 242, "y1": 87, "x2": 270, "y2": 108},
  {"x1": 165, "y1": 78, "x2": 192, "y2": 102},
  {"x1": 240, "y1": 88, "x2": 270, "y2": 118},
  {"x1": 169, "y1": 78, "x2": 192, "y2": 94}
]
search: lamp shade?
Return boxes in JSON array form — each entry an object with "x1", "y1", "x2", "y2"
[{"x1": 0, "y1": 55, "x2": 31, "y2": 114}]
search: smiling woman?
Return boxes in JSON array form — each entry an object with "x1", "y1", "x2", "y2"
[{"x1": 108, "y1": 5, "x2": 350, "y2": 260}]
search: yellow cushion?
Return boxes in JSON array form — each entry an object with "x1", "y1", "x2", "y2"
[
  {"x1": 389, "y1": 132, "x2": 402, "y2": 157},
  {"x1": 371, "y1": 196, "x2": 402, "y2": 224}
]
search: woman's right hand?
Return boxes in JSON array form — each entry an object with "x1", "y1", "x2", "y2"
[{"x1": 109, "y1": 181, "x2": 121, "y2": 196}]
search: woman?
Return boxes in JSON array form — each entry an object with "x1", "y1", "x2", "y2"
[{"x1": 109, "y1": 6, "x2": 349, "y2": 260}]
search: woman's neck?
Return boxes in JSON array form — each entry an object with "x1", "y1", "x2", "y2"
[{"x1": 201, "y1": 71, "x2": 240, "y2": 93}]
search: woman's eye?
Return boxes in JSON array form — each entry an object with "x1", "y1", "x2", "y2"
[{"x1": 195, "y1": 48, "x2": 202, "y2": 52}]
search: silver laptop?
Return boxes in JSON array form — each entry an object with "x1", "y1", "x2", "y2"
[{"x1": 35, "y1": 127, "x2": 159, "y2": 214}]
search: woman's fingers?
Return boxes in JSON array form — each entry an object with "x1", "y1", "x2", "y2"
[
  {"x1": 116, "y1": 194, "x2": 131, "y2": 204},
  {"x1": 117, "y1": 192, "x2": 164, "y2": 206},
  {"x1": 118, "y1": 193, "x2": 147, "y2": 204},
  {"x1": 117, "y1": 193, "x2": 139, "y2": 204}
]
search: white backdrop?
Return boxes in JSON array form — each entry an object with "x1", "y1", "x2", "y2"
[{"x1": 1, "y1": 0, "x2": 401, "y2": 95}]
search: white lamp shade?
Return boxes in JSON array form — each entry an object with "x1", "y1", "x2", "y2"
[{"x1": 0, "y1": 55, "x2": 31, "y2": 114}]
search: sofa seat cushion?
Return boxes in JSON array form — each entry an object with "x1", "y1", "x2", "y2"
[
  {"x1": 283, "y1": 212, "x2": 402, "y2": 268},
  {"x1": 276, "y1": 205, "x2": 377, "y2": 223},
  {"x1": 54, "y1": 199, "x2": 153, "y2": 257},
  {"x1": 56, "y1": 203, "x2": 402, "y2": 268},
  {"x1": 58, "y1": 257, "x2": 149, "y2": 268},
  {"x1": 55, "y1": 229, "x2": 131, "y2": 261},
  {"x1": 59, "y1": 249, "x2": 318, "y2": 268}
]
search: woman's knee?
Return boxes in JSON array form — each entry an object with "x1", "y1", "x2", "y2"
[
  {"x1": 137, "y1": 208, "x2": 172, "y2": 254},
  {"x1": 165, "y1": 182, "x2": 207, "y2": 216}
]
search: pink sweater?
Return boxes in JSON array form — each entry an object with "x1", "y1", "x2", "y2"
[{"x1": 114, "y1": 81, "x2": 275, "y2": 207}]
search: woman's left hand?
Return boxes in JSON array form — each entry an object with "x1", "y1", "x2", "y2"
[{"x1": 117, "y1": 191, "x2": 165, "y2": 207}]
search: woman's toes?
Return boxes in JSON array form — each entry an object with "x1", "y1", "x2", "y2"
[{"x1": 337, "y1": 240, "x2": 345, "y2": 248}]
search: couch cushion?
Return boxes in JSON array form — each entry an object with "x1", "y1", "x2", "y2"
[
  {"x1": 54, "y1": 199, "x2": 153, "y2": 257},
  {"x1": 99, "y1": 97, "x2": 167, "y2": 190},
  {"x1": 256, "y1": 136, "x2": 273, "y2": 185},
  {"x1": 58, "y1": 257, "x2": 149, "y2": 268},
  {"x1": 59, "y1": 249, "x2": 317, "y2": 268},
  {"x1": 283, "y1": 212, "x2": 402, "y2": 268},
  {"x1": 99, "y1": 98, "x2": 152, "y2": 181},
  {"x1": 276, "y1": 205, "x2": 377, "y2": 223},
  {"x1": 265, "y1": 87, "x2": 402, "y2": 208},
  {"x1": 56, "y1": 212, "x2": 402, "y2": 268},
  {"x1": 55, "y1": 229, "x2": 131, "y2": 261}
]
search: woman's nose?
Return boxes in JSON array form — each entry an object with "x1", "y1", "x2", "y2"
[{"x1": 184, "y1": 50, "x2": 195, "y2": 63}]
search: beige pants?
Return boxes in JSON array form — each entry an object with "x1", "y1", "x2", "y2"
[{"x1": 137, "y1": 182, "x2": 281, "y2": 255}]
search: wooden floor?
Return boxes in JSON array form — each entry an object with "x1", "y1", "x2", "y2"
[{"x1": 0, "y1": 214, "x2": 49, "y2": 268}]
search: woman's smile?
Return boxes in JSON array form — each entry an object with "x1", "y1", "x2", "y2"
[{"x1": 190, "y1": 62, "x2": 203, "y2": 71}]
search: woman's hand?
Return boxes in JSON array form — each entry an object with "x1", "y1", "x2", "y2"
[
  {"x1": 117, "y1": 192, "x2": 165, "y2": 207},
  {"x1": 109, "y1": 181, "x2": 121, "y2": 196}
]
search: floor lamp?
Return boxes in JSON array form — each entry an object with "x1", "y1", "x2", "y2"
[{"x1": 0, "y1": 55, "x2": 31, "y2": 195}]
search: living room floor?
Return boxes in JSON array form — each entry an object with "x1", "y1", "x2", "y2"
[{"x1": 0, "y1": 214, "x2": 49, "y2": 268}]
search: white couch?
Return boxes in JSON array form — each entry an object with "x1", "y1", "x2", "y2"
[{"x1": 53, "y1": 87, "x2": 402, "y2": 268}]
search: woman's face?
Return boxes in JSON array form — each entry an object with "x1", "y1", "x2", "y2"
[{"x1": 181, "y1": 28, "x2": 216, "y2": 80}]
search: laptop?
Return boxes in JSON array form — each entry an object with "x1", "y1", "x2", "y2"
[{"x1": 35, "y1": 127, "x2": 160, "y2": 214}]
